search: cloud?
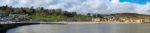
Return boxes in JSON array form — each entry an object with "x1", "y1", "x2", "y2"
[{"x1": 0, "y1": 0, "x2": 150, "y2": 15}]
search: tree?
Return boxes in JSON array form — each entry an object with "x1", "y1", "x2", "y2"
[
  {"x1": 21, "y1": 7, "x2": 27, "y2": 14},
  {"x1": 40, "y1": 7, "x2": 44, "y2": 10},
  {"x1": 87, "y1": 13, "x2": 92, "y2": 17},
  {"x1": 71, "y1": 12, "x2": 77, "y2": 17},
  {"x1": 1, "y1": 5, "x2": 8, "y2": 11},
  {"x1": 30, "y1": 6, "x2": 34, "y2": 9},
  {"x1": 28, "y1": 6, "x2": 35, "y2": 15},
  {"x1": 63, "y1": 11, "x2": 74, "y2": 17},
  {"x1": 54, "y1": 9, "x2": 62, "y2": 16},
  {"x1": 92, "y1": 14, "x2": 103, "y2": 18},
  {"x1": 97, "y1": 14, "x2": 103, "y2": 18}
]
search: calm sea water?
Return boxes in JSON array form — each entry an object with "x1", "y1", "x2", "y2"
[{"x1": 7, "y1": 23, "x2": 150, "y2": 33}]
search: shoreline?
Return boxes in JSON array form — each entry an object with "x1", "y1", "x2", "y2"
[
  {"x1": 45, "y1": 22, "x2": 145, "y2": 24},
  {"x1": 0, "y1": 21, "x2": 147, "y2": 24}
]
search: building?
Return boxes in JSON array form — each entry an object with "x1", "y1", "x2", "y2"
[{"x1": 92, "y1": 18, "x2": 101, "y2": 22}]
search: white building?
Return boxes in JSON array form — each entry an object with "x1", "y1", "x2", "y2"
[{"x1": 92, "y1": 18, "x2": 101, "y2": 22}]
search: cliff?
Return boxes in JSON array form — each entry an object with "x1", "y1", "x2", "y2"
[{"x1": 93, "y1": 13, "x2": 150, "y2": 23}]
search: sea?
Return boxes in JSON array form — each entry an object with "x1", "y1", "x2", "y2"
[{"x1": 6, "y1": 23, "x2": 150, "y2": 33}]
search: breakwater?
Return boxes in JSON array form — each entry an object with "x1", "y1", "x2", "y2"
[{"x1": 0, "y1": 21, "x2": 144, "y2": 24}]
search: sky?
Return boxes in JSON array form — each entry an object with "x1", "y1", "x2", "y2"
[
  {"x1": 120, "y1": 0, "x2": 150, "y2": 4},
  {"x1": 0, "y1": 0, "x2": 150, "y2": 15}
]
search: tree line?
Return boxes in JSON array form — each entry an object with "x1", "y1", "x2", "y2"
[
  {"x1": 0, "y1": 5, "x2": 103, "y2": 21},
  {"x1": 0, "y1": 5, "x2": 103, "y2": 17}
]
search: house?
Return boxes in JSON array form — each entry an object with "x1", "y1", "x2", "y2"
[{"x1": 92, "y1": 18, "x2": 101, "y2": 22}]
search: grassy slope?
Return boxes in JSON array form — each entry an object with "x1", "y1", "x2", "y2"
[
  {"x1": 113, "y1": 14, "x2": 150, "y2": 19},
  {"x1": 30, "y1": 15, "x2": 67, "y2": 20},
  {"x1": 30, "y1": 13, "x2": 150, "y2": 21},
  {"x1": 30, "y1": 15, "x2": 93, "y2": 21}
]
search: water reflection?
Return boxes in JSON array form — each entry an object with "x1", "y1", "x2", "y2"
[{"x1": 7, "y1": 24, "x2": 150, "y2": 33}]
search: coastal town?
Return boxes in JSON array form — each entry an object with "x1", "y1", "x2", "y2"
[
  {"x1": 92, "y1": 16, "x2": 150, "y2": 23},
  {"x1": 92, "y1": 13, "x2": 150, "y2": 23}
]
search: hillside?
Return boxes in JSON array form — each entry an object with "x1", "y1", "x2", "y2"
[
  {"x1": 0, "y1": 5, "x2": 150, "y2": 23},
  {"x1": 0, "y1": 5, "x2": 93, "y2": 22},
  {"x1": 98, "y1": 13, "x2": 150, "y2": 23},
  {"x1": 110, "y1": 13, "x2": 150, "y2": 19}
]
